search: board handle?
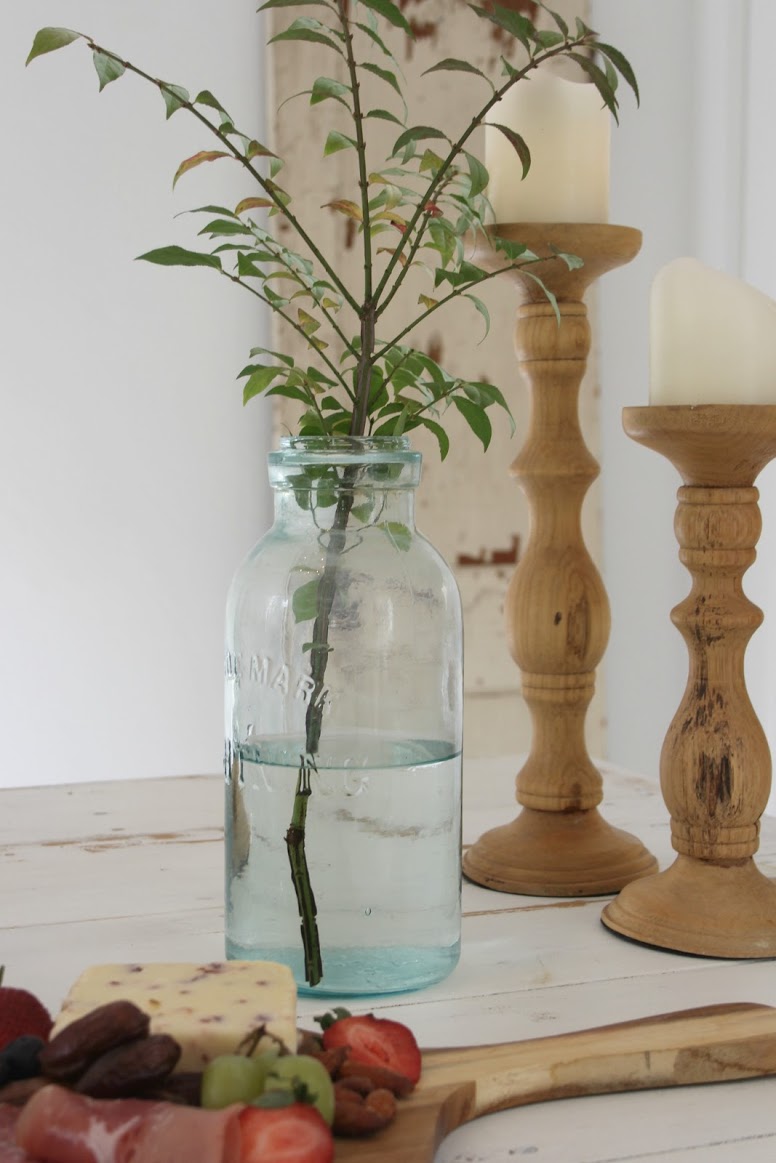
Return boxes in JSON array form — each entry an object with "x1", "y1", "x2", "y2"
[{"x1": 422, "y1": 1003, "x2": 776, "y2": 1121}]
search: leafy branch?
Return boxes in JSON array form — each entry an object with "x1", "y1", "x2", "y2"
[{"x1": 27, "y1": 1, "x2": 638, "y2": 988}]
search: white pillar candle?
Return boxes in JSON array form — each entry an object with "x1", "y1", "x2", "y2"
[
  {"x1": 650, "y1": 258, "x2": 776, "y2": 404},
  {"x1": 485, "y1": 69, "x2": 610, "y2": 223}
]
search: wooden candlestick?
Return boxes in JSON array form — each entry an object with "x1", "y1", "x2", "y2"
[
  {"x1": 463, "y1": 224, "x2": 657, "y2": 895},
  {"x1": 602, "y1": 405, "x2": 776, "y2": 956}
]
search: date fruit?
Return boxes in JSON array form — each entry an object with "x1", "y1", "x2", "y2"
[
  {"x1": 39, "y1": 1001, "x2": 150, "y2": 1081},
  {"x1": 74, "y1": 1033, "x2": 181, "y2": 1098}
]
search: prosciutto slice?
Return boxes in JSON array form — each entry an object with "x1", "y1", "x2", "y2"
[
  {"x1": 0, "y1": 1104, "x2": 32, "y2": 1163},
  {"x1": 15, "y1": 1085, "x2": 242, "y2": 1163}
]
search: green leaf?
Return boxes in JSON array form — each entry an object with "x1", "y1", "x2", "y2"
[
  {"x1": 161, "y1": 83, "x2": 190, "y2": 119},
  {"x1": 532, "y1": 28, "x2": 564, "y2": 48},
  {"x1": 324, "y1": 130, "x2": 356, "y2": 156},
  {"x1": 465, "y1": 380, "x2": 513, "y2": 432},
  {"x1": 391, "y1": 125, "x2": 448, "y2": 156},
  {"x1": 136, "y1": 246, "x2": 222, "y2": 270},
  {"x1": 351, "y1": 500, "x2": 376, "y2": 523},
  {"x1": 246, "y1": 140, "x2": 278, "y2": 159},
  {"x1": 597, "y1": 42, "x2": 640, "y2": 105},
  {"x1": 355, "y1": 21, "x2": 396, "y2": 60},
  {"x1": 359, "y1": 0, "x2": 413, "y2": 35},
  {"x1": 248, "y1": 346, "x2": 295, "y2": 368},
  {"x1": 198, "y1": 218, "x2": 253, "y2": 237},
  {"x1": 173, "y1": 151, "x2": 230, "y2": 188},
  {"x1": 26, "y1": 27, "x2": 82, "y2": 65},
  {"x1": 454, "y1": 396, "x2": 492, "y2": 450},
  {"x1": 292, "y1": 577, "x2": 321, "y2": 622},
  {"x1": 194, "y1": 89, "x2": 227, "y2": 112},
  {"x1": 378, "y1": 522, "x2": 412, "y2": 552},
  {"x1": 464, "y1": 293, "x2": 490, "y2": 341},
  {"x1": 550, "y1": 246, "x2": 584, "y2": 271},
  {"x1": 302, "y1": 641, "x2": 333, "y2": 654},
  {"x1": 269, "y1": 19, "x2": 342, "y2": 52},
  {"x1": 567, "y1": 53, "x2": 619, "y2": 121},
  {"x1": 469, "y1": 5, "x2": 532, "y2": 51},
  {"x1": 464, "y1": 151, "x2": 489, "y2": 197},
  {"x1": 365, "y1": 108, "x2": 404, "y2": 127},
  {"x1": 92, "y1": 50, "x2": 125, "y2": 91},
  {"x1": 418, "y1": 416, "x2": 450, "y2": 460},
  {"x1": 422, "y1": 58, "x2": 490, "y2": 83},
  {"x1": 487, "y1": 123, "x2": 531, "y2": 179},
  {"x1": 542, "y1": 5, "x2": 569, "y2": 36},
  {"x1": 310, "y1": 76, "x2": 351, "y2": 107},
  {"x1": 360, "y1": 61, "x2": 402, "y2": 97},
  {"x1": 242, "y1": 366, "x2": 284, "y2": 403}
]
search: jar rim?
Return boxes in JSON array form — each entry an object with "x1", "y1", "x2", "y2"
[
  {"x1": 268, "y1": 434, "x2": 421, "y2": 485},
  {"x1": 277, "y1": 435, "x2": 411, "y2": 453}
]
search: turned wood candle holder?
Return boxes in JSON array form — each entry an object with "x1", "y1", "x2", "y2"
[
  {"x1": 463, "y1": 224, "x2": 657, "y2": 895},
  {"x1": 602, "y1": 405, "x2": 776, "y2": 956}
]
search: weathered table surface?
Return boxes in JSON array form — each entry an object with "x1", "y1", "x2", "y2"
[{"x1": 3, "y1": 757, "x2": 776, "y2": 1161}]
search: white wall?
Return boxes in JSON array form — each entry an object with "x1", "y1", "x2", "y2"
[
  {"x1": 0, "y1": 2, "x2": 272, "y2": 787},
  {"x1": 591, "y1": 0, "x2": 697, "y2": 780}
]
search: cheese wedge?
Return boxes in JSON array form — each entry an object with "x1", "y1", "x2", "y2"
[{"x1": 51, "y1": 961, "x2": 297, "y2": 1072}]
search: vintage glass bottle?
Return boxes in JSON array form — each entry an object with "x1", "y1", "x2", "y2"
[{"x1": 224, "y1": 436, "x2": 463, "y2": 995}]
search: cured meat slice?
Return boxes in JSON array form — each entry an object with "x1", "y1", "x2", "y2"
[
  {"x1": 15, "y1": 1085, "x2": 242, "y2": 1163},
  {"x1": 0, "y1": 1104, "x2": 32, "y2": 1163}
]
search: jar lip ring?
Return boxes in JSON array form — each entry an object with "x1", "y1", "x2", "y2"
[
  {"x1": 270, "y1": 434, "x2": 421, "y2": 470},
  {"x1": 277, "y1": 435, "x2": 413, "y2": 454}
]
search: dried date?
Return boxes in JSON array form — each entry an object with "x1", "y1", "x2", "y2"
[
  {"x1": 74, "y1": 1034, "x2": 181, "y2": 1098},
  {"x1": 39, "y1": 1001, "x2": 151, "y2": 1082}
]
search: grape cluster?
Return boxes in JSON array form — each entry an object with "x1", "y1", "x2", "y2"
[{"x1": 202, "y1": 1051, "x2": 335, "y2": 1125}]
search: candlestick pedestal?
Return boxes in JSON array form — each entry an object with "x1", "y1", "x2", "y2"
[
  {"x1": 603, "y1": 405, "x2": 776, "y2": 957},
  {"x1": 463, "y1": 224, "x2": 657, "y2": 895}
]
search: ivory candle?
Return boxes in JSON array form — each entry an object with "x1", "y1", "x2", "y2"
[
  {"x1": 485, "y1": 69, "x2": 610, "y2": 223},
  {"x1": 650, "y1": 258, "x2": 776, "y2": 404}
]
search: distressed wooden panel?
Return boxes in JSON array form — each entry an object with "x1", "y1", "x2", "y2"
[{"x1": 266, "y1": 1, "x2": 603, "y2": 758}]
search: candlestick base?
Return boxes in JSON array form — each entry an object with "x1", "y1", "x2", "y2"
[
  {"x1": 602, "y1": 405, "x2": 776, "y2": 958},
  {"x1": 602, "y1": 857, "x2": 776, "y2": 958},
  {"x1": 463, "y1": 807, "x2": 659, "y2": 897}
]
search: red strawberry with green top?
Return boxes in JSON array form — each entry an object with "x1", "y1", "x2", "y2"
[
  {"x1": 317, "y1": 1007, "x2": 422, "y2": 1085},
  {"x1": 238, "y1": 1098, "x2": 334, "y2": 1163},
  {"x1": 0, "y1": 968, "x2": 52, "y2": 1052}
]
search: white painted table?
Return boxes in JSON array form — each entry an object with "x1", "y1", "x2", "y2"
[{"x1": 3, "y1": 758, "x2": 776, "y2": 1161}]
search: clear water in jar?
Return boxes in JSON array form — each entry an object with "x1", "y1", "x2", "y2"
[{"x1": 225, "y1": 733, "x2": 461, "y2": 995}]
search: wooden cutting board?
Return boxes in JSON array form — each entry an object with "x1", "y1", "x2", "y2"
[{"x1": 336, "y1": 1003, "x2": 776, "y2": 1162}]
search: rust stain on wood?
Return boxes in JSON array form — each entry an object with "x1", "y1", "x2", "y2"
[{"x1": 458, "y1": 534, "x2": 520, "y2": 567}]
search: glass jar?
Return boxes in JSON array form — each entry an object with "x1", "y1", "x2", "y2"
[{"x1": 224, "y1": 436, "x2": 462, "y2": 995}]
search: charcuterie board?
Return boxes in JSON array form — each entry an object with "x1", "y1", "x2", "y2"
[{"x1": 336, "y1": 1003, "x2": 776, "y2": 1163}]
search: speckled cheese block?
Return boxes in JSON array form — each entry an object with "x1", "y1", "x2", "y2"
[{"x1": 51, "y1": 961, "x2": 297, "y2": 1072}]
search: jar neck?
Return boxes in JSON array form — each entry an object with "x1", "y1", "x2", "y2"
[
  {"x1": 268, "y1": 436, "x2": 421, "y2": 530},
  {"x1": 273, "y1": 479, "x2": 416, "y2": 530}
]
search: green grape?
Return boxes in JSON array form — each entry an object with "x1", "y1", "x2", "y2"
[
  {"x1": 264, "y1": 1054, "x2": 335, "y2": 1125},
  {"x1": 201, "y1": 1050, "x2": 279, "y2": 1109}
]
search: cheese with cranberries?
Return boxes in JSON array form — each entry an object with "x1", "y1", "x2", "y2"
[{"x1": 51, "y1": 961, "x2": 297, "y2": 1071}]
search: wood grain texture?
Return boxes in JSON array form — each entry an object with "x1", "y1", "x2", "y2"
[
  {"x1": 463, "y1": 226, "x2": 656, "y2": 895},
  {"x1": 337, "y1": 1004, "x2": 776, "y2": 1163},
  {"x1": 604, "y1": 405, "x2": 776, "y2": 957},
  {"x1": 6, "y1": 765, "x2": 776, "y2": 1158}
]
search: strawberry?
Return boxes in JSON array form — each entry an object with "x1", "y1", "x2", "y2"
[
  {"x1": 238, "y1": 1099, "x2": 334, "y2": 1163},
  {"x1": 0, "y1": 968, "x2": 52, "y2": 1052},
  {"x1": 317, "y1": 1008, "x2": 422, "y2": 1086}
]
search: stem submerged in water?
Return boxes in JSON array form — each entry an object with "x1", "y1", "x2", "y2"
[{"x1": 285, "y1": 477, "x2": 357, "y2": 987}]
